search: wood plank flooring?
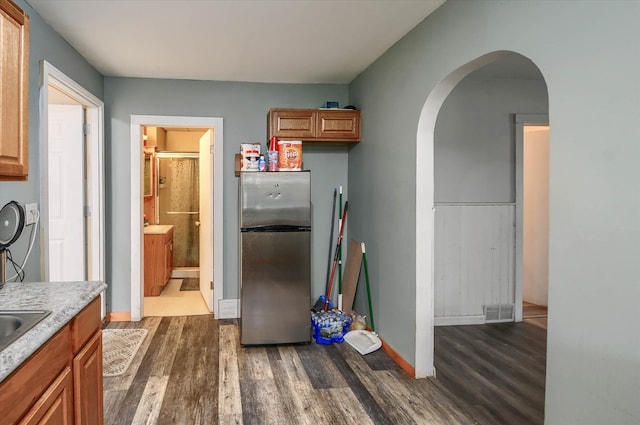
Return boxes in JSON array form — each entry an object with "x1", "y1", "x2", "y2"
[
  {"x1": 104, "y1": 316, "x2": 546, "y2": 425},
  {"x1": 434, "y1": 323, "x2": 547, "y2": 425}
]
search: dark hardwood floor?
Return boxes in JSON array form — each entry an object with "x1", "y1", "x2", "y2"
[
  {"x1": 103, "y1": 316, "x2": 546, "y2": 425},
  {"x1": 434, "y1": 322, "x2": 547, "y2": 425}
]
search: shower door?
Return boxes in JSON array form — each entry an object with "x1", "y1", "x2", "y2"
[{"x1": 156, "y1": 154, "x2": 200, "y2": 268}]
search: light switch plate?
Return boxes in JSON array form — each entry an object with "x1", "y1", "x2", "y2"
[{"x1": 25, "y1": 203, "x2": 38, "y2": 225}]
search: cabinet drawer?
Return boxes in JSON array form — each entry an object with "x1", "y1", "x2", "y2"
[
  {"x1": 71, "y1": 296, "x2": 101, "y2": 353},
  {"x1": 0, "y1": 325, "x2": 71, "y2": 425}
]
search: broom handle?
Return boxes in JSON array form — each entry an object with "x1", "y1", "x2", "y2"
[
  {"x1": 361, "y1": 242, "x2": 375, "y2": 333},
  {"x1": 338, "y1": 187, "x2": 343, "y2": 294},
  {"x1": 324, "y1": 202, "x2": 349, "y2": 311},
  {"x1": 324, "y1": 188, "x2": 337, "y2": 295}
]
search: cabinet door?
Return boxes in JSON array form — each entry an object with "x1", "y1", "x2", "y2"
[
  {"x1": 0, "y1": 326, "x2": 71, "y2": 425},
  {"x1": 0, "y1": 0, "x2": 29, "y2": 179},
  {"x1": 164, "y1": 240, "x2": 173, "y2": 284},
  {"x1": 144, "y1": 233, "x2": 162, "y2": 296},
  {"x1": 73, "y1": 331, "x2": 104, "y2": 425},
  {"x1": 19, "y1": 367, "x2": 74, "y2": 425},
  {"x1": 316, "y1": 110, "x2": 360, "y2": 141},
  {"x1": 269, "y1": 109, "x2": 315, "y2": 139}
]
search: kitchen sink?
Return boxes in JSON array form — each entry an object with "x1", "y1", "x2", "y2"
[{"x1": 0, "y1": 310, "x2": 51, "y2": 352}]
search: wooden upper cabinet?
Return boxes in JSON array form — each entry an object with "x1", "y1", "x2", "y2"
[
  {"x1": 0, "y1": 0, "x2": 29, "y2": 179},
  {"x1": 316, "y1": 109, "x2": 360, "y2": 140},
  {"x1": 269, "y1": 108, "x2": 360, "y2": 143},
  {"x1": 270, "y1": 109, "x2": 315, "y2": 140}
]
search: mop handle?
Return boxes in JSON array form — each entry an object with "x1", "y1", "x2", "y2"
[{"x1": 361, "y1": 242, "x2": 375, "y2": 333}]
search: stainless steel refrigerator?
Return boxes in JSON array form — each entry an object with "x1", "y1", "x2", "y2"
[{"x1": 239, "y1": 171, "x2": 311, "y2": 345}]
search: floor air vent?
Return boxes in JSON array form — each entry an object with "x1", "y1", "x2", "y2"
[{"x1": 484, "y1": 304, "x2": 515, "y2": 323}]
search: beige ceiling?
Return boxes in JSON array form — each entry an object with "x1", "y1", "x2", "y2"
[{"x1": 26, "y1": 0, "x2": 446, "y2": 84}]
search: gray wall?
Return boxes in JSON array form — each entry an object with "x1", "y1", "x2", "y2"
[
  {"x1": 5, "y1": 1, "x2": 639, "y2": 422},
  {"x1": 435, "y1": 76, "x2": 548, "y2": 202},
  {"x1": 348, "y1": 0, "x2": 640, "y2": 423},
  {"x1": 104, "y1": 77, "x2": 350, "y2": 311},
  {"x1": 0, "y1": 0, "x2": 103, "y2": 281}
]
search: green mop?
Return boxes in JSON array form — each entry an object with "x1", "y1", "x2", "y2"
[{"x1": 344, "y1": 242, "x2": 382, "y2": 355}]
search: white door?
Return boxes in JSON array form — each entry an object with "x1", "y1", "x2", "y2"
[
  {"x1": 199, "y1": 129, "x2": 214, "y2": 311},
  {"x1": 48, "y1": 104, "x2": 85, "y2": 281}
]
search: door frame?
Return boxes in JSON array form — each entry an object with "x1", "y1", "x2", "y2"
[
  {"x1": 39, "y1": 60, "x2": 105, "y2": 286},
  {"x1": 129, "y1": 115, "x2": 223, "y2": 320},
  {"x1": 514, "y1": 114, "x2": 549, "y2": 321}
]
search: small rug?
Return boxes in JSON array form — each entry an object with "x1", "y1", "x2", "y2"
[
  {"x1": 180, "y1": 278, "x2": 200, "y2": 291},
  {"x1": 102, "y1": 328, "x2": 148, "y2": 377}
]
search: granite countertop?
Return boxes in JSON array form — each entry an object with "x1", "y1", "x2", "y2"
[
  {"x1": 0, "y1": 281, "x2": 106, "y2": 382},
  {"x1": 144, "y1": 224, "x2": 173, "y2": 234}
]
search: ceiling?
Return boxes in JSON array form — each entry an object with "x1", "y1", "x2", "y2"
[{"x1": 26, "y1": 0, "x2": 446, "y2": 84}]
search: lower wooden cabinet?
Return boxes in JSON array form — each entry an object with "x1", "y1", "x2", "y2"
[
  {"x1": 73, "y1": 331, "x2": 103, "y2": 425},
  {"x1": 0, "y1": 296, "x2": 103, "y2": 425},
  {"x1": 144, "y1": 226, "x2": 174, "y2": 296},
  {"x1": 19, "y1": 367, "x2": 74, "y2": 425},
  {"x1": 164, "y1": 235, "x2": 173, "y2": 286}
]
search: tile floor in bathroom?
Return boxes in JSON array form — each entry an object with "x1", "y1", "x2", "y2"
[{"x1": 143, "y1": 279, "x2": 210, "y2": 317}]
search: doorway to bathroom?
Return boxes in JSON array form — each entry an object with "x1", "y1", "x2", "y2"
[
  {"x1": 145, "y1": 150, "x2": 204, "y2": 316},
  {"x1": 129, "y1": 115, "x2": 224, "y2": 321},
  {"x1": 143, "y1": 128, "x2": 209, "y2": 317}
]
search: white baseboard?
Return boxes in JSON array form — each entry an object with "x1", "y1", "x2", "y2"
[
  {"x1": 218, "y1": 298, "x2": 239, "y2": 319},
  {"x1": 434, "y1": 315, "x2": 485, "y2": 326}
]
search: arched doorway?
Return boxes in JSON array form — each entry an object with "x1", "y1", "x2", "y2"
[{"x1": 414, "y1": 51, "x2": 549, "y2": 378}]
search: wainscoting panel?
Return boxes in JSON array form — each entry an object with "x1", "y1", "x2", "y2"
[{"x1": 434, "y1": 204, "x2": 515, "y2": 325}]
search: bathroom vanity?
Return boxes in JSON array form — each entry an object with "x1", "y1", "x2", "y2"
[{"x1": 144, "y1": 224, "x2": 174, "y2": 296}]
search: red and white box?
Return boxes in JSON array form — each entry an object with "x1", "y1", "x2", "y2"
[
  {"x1": 240, "y1": 143, "x2": 261, "y2": 171},
  {"x1": 277, "y1": 140, "x2": 302, "y2": 171}
]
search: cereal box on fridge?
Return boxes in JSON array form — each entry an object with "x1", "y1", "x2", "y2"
[{"x1": 277, "y1": 140, "x2": 302, "y2": 171}]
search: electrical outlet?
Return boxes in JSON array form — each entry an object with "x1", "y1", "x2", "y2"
[{"x1": 25, "y1": 203, "x2": 38, "y2": 225}]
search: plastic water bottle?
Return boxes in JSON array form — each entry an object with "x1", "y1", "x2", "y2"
[
  {"x1": 268, "y1": 136, "x2": 279, "y2": 171},
  {"x1": 258, "y1": 155, "x2": 266, "y2": 171}
]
